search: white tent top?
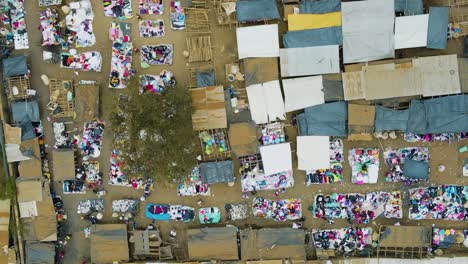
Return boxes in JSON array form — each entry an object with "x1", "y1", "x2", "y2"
[
  {"x1": 260, "y1": 143, "x2": 292, "y2": 175},
  {"x1": 282, "y1": 76, "x2": 324, "y2": 112},
  {"x1": 247, "y1": 80, "x2": 285, "y2": 124},
  {"x1": 280, "y1": 45, "x2": 340, "y2": 77},
  {"x1": 394, "y1": 15, "x2": 429, "y2": 49},
  {"x1": 297, "y1": 136, "x2": 330, "y2": 171},
  {"x1": 19, "y1": 201, "x2": 38, "y2": 218},
  {"x1": 342, "y1": 0, "x2": 395, "y2": 63},
  {"x1": 236, "y1": 24, "x2": 280, "y2": 59}
]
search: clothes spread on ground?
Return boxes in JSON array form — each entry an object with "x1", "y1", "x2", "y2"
[
  {"x1": 66, "y1": 0, "x2": 96, "y2": 48},
  {"x1": 432, "y1": 228, "x2": 468, "y2": 250},
  {"x1": 112, "y1": 199, "x2": 138, "y2": 213},
  {"x1": 312, "y1": 191, "x2": 403, "y2": 224},
  {"x1": 82, "y1": 160, "x2": 100, "y2": 184},
  {"x1": 61, "y1": 52, "x2": 102, "y2": 72},
  {"x1": 9, "y1": 0, "x2": 28, "y2": 49},
  {"x1": 77, "y1": 199, "x2": 104, "y2": 214},
  {"x1": 252, "y1": 197, "x2": 302, "y2": 221},
  {"x1": 260, "y1": 122, "x2": 286, "y2": 145},
  {"x1": 39, "y1": 8, "x2": 66, "y2": 47},
  {"x1": 39, "y1": 0, "x2": 62, "y2": 6},
  {"x1": 404, "y1": 132, "x2": 468, "y2": 143},
  {"x1": 306, "y1": 139, "x2": 344, "y2": 185},
  {"x1": 199, "y1": 207, "x2": 221, "y2": 224},
  {"x1": 63, "y1": 180, "x2": 86, "y2": 194},
  {"x1": 109, "y1": 22, "x2": 133, "y2": 89},
  {"x1": 80, "y1": 121, "x2": 105, "y2": 158},
  {"x1": 240, "y1": 154, "x2": 294, "y2": 192},
  {"x1": 409, "y1": 185, "x2": 467, "y2": 221},
  {"x1": 139, "y1": 0, "x2": 163, "y2": 14},
  {"x1": 53, "y1": 122, "x2": 71, "y2": 148},
  {"x1": 348, "y1": 148, "x2": 379, "y2": 184},
  {"x1": 177, "y1": 167, "x2": 210, "y2": 196},
  {"x1": 139, "y1": 19, "x2": 165, "y2": 37},
  {"x1": 146, "y1": 204, "x2": 195, "y2": 222},
  {"x1": 109, "y1": 149, "x2": 130, "y2": 186},
  {"x1": 384, "y1": 147, "x2": 430, "y2": 183},
  {"x1": 103, "y1": 0, "x2": 133, "y2": 19},
  {"x1": 139, "y1": 70, "x2": 175, "y2": 94},
  {"x1": 225, "y1": 203, "x2": 249, "y2": 221},
  {"x1": 170, "y1": 1, "x2": 185, "y2": 30},
  {"x1": 141, "y1": 44, "x2": 173, "y2": 66},
  {"x1": 311, "y1": 228, "x2": 373, "y2": 254}
]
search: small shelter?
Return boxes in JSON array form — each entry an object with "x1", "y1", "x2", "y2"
[
  {"x1": 11, "y1": 100, "x2": 40, "y2": 124},
  {"x1": 282, "y1": 76, "x2": 325, "y2": 112},
  {"x1": 237, "y1": 0, "x2": 280, "y2": 22},
  {"x1": 191, "y1": 86, "x2": 227, "y2": 131},
  {"x1": 246, "y1": 80, "x2": 285, "y2": 124},
  {"x1": 200, "y1": 160, "x2": 234, "y2": 184},
  {"x1": 236, "y1": 24, "x2": 279, "y2": 59},
  {"x1": 260, "y1": 143, "x2": 292, "y2": 176},
  {"x1": 52, "y1": 149, "x2": 75, "y2": 181},
  {"x1": 280, "y1": 45, "x2": 340, "y2": 77},
  {"x1": 91, "y1": 224, "x2": 129, "y2": 264},
  {"x1": 240, "y1": 228, "x2": 306, "y2": 260},
  {"x1": 187, "y1": 227, "x2": 239, "y2": 261},
  {"x1": 377, "y1": 225, "x2": 431, "y2": 258},
  {"x1": 297, "y1": 102, "x2": 347, "y2": 137},
  {"x1": 25, "y1": 242, "x2": 55, "y2": 264},
  {"x1": 130, "y1": 229, "x2": 163, "y2": 259}
]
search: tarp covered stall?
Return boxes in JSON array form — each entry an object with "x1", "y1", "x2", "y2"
[
  {"x1": 374, "y1": 106, "x2": 409, "y2": 132},
  {"x1": 348, "y1": 104, "x2": 375, "y2": 141},
  {"x1": 18, "y1": 159, "x2": 42, "y2": 180},
  {"x1": 299, "y1": 0, "x2": 341, "y2": 14},
  {"x1": 260, "y1": 143, "x2": 292, "y2": 175},
  {"x1": 283, "y1": 27, "x2": 343, "y2": 48},
  {"x1": 241, "y1": 228, "x2": 306, "y2": 260},
  {"x1": 200, "y1": 160, "x2": 234, "y2": 184},
  {"x1": 25, "y1": 243, "x2": 55, "y2": 264},
  {"x1": 246, "y1": 80, "x2": 285, "y2": 124},
  {"x1": 228, "y1": 123, "x2": 258, "y2": 157},
  {"x1": 297, "y1": 102, "x2": 347, "y2": 137},
  {"x1": 342, "y1": 0, "x2": 395, "y2": 63},
  {"x1": 297, "y1": 136, "x2": 330, "y2": 171},
  {"x1": 3, "y1": 124, "x2": 21, "y2": 145},
  {"x1": 191, "y1": 86, "x2": 228, "y2": 130},
  {"x1": 280, "y1": 46, "x2": 340, "y2": 77},
  {"x1": 11, "y1": 100, "x2": 40, "y2": 124},
  {"x1": 377, "y1": 225, "x2": 430, "y2": 258},
  {"x1": 394, "y1": 0, "x2": 423, "y2": 15},
  {"x1": 3, "y1": 55, "x2": 28, "y2": 78},
  {"x1": 75, "y1": 82, "x2": 99, "y2": 123},
  {"x1": 288, "y1": 12, "x2": 341, "y2": 31},
  {"x1": 187, "y1": 227, "x2": 239, "y2": 261},
  {"x1": 413, "y1": 55, "x2": 461, "y2": 97},
  {"x1": 323, "y1": 75, "x2": 344, "y2": 102},
  {"x1": 91, "y1": 224, "x2": 129, "y2": 264},
  {"x1": 394, "y1": 15, "x2": 429, "y2": 49},
  {"x1": 427, "y1": 7, "x2": 449, "y2": 50},
  {"x1": 237, "y1": 25, "x2": 279, "y2": 59},
  {"x1": 17, "y1": 180, "x2": 43, "y2": 203},
  {"x1": 52, "y1": 149, "x2": 75, "y2": 181},
  {"x1": 237, "y1": 0, "x2": 280, "y2": 22},
  {"x1": 243, "y1": 58, "x2": 279, "y2": 86},
  {"x1": 282, "y1": 76, "x2": 325, "y2": 112},
  {"x1": 406, "y1": 100, "x2": 426, "y2": 134}
]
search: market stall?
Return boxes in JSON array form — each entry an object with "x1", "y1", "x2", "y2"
[
  {"x1": 384, "y1": 147, "x2": 430, "y2": 183},
  {"x1": 188, "y1": 227, "x2": 239, "y2": 261},
  {"x1": 145, "y1": 203, "x2": 195, "y2": 222},
  {"x1": 77, "y1": 199, "x2": 104, "y2": 214},
  {"x1": 306, "y1": 138, "x2": 344, "y2": 185},
  {"x1": 103, "y1": 0, "x2": 133, "y2": 19},
  {"x1": 377, "y1": 225, "x2": 431, "y2": 259},
  {"x1": 61, "y1": 52, "x2": 102, "y2": 72},
  {"x1": 311, "y1": 227, "x2": 372, "y2": 256},
  {"x1": 141, "y1": 44, "x2": 174, "y2": 66},
  {"x1": 66, "y1": 0, "x2": 96, "y2": 48},
  {"x1": 48, "y1": 79, "x2": 74, "y2": 119},
  {"x1": 139, "y1": 0, "x2": 163, "y2": 14},
  {"x1": 170, "y1": 1, "x2": 185, "y2": 30},
  {"x1": 225, "y1": 203, "x2": 249, "y2": 221},
  {"x1": 90, "y1": 224, "x2": 129, "y2": 264},
  {"x1": 82, "y1": 160, "x2": 100, "y2": 185},
  {"x1": 259, "y1": 122, "x2": 286, "y2": 145},
  {"x1": 138, "y1": 70, "x2": 175, "y2": 94},
  {"x1": 52, "y1": 149, "x2": 75, "y2": 182},
  {"x1": 139, "y1": 19, "x2": 165, "y2": 37},
  {"x1": 198, "y1": 129, "x2": 231, "y2": 160},
  {"x1": 199, "y1": 207, "x2": 221, "y2": 224},
  {"x1": 432, "y1": 227, "x2": 468, "y2": 251},
  {"x1": 177, "y1": 167, "x2": 210, "y2": 196},
  {"x1": 53, "y1": 122, "x2": 71, "y2": 149},
  {"x1": 80, "y1": 121, "x2": 105, "y2": 158},
  {"x1": 109, "y1": 22, "x2": 133, "y2": 89},
  {"x1": 63, "y1": 180, "x2": 86, "y2": 194},
  {"x1": 252, "y1": 197, "x2": 302, "y2": 221},
  {"x1": 39, "y1": 8, "x2": 65, "y2": 47},
  {"x1": 9, "y1": 0, "x2": 29, "y2": 49},
  {"x1": 348, "y1": 148, "x2": 380, "y2": 184},
  {"x1": 112, "y1": 199, "x2": 138, "y2": 214}
]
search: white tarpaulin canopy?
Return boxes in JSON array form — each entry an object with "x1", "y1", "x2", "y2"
[
  {"x1": 282, "y1": 76, "x2": 324, "y2": 112},
  {"x1": 260, "y1": 143, "x2": 292, "y2": 175},
  {"x1": 247, "y1": 80, "x2": 286, "y2": 124},
  {"x1": 342, "y1": 0, "x2": 395, "y2": 63},
  {"x1": 297, "y1": 136, "x2": 330, "y2": 170},
  {"x1": 279, "y1": 45, "x2": 340, "y2": 77},
  {"x1": 236, "y1": 24, "x2": 280, "y2": 59},
  {"x1": 394, "y1": 15, "x2": 429, "y2": 49}
]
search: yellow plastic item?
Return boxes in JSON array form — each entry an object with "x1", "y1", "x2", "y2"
[{"x1": 288, "y1": 12, "x2": 342, "y2": 31}]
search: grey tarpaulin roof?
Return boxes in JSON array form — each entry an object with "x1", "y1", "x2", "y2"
[
  {"x1": 188, "y1": 227, "x2": 239, "y2": 260},
  {"x1": 26, "y1": 243, "x2": 55, "y2": 264},
  {"x1": 394, "y1": 0, "x2": 423, "y2": 15},
  {"x1": 283, "y1": 27, "x2": 342, "y2": 48},
  {"x1": 323, "y1": 79, "x2": 344, "y2": 102},
  {"x1": 19, "y1": 116, "x2": 37, "y2": 141},
  {"x1": 374, "y1": 105, "x2": 410, "y2": 132},
  {"x1": 200, "y1": 160, "x2": 234, "y2": 184},
  {"x1": 406, "y1": 100, "x2": 426, "y2": 134},
  {"x1": 237, "y1": 0, "x2": 280, "y2": 22},
  {"x1": 427, "y1": 7, "x2": 449, "y2": 50},
  {"x1": 196, "y1": 69, "x2": 215, "y2": 87},
  {"x1": 3, "y1": 55, "x2": 28, "y2": 78},
  {"x1": 11, "y1": 100, "x2": 40, "y2": 124},
  {"x1": 299, "y1": 0, "x2": 341, "y2": 14},
  {"x1": 297, "y1": 101, "x2": 347, "y2": 137}
]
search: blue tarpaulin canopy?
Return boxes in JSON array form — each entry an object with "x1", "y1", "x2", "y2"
[
  {"x1": 374, "y1": 105, "x2": 410, "y2": 132},
  {"x1": 11, "y1": 100, "x2": 40, "y2": 124},
  {"x1": 200, "y1": 160, "x2": 234, "y2": 184},
  {"x1": 299, "y1": 0, "x2": 341, "y2": 14},
  {"x1": 237, "y1": 0, "x2": 280, "y2": 22},
  {"x1": 297, "y1": 101, "x2": 347, "y2": 137},
  {"x1": 3, "y1": 55, "x2": 27, "y2": 78},
  {"x1": 394, "y1": 0, "x2": 423, "y2": 15},
  {"x1": 283, "y1": 27, "x2": 343, "y2": 48},
  {"x1": 427, "y1": 7, "x2": 449, "y2": 50}
]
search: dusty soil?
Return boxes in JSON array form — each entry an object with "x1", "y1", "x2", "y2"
[{"x1": 16, "y1": 1, "x2": 468, "y2": 262}]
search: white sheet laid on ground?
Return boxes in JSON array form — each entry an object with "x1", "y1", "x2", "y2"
[
  {"x1": 246, "y1": 80, "x2": 285, "y2": 124},
  {"x1": 282, "y1": 76, "x2": 324, "y2": 112},
  {"x1": 394, "y1": 15, "x2": 429, "y2": 49},
  {"x1": 236, "y1": 24, "x2": 279, "y2": 59},
  {"x1": 342, "y1": 0, "x2": 395, "y2": 63},
  {"x1": 280, "y1": 46, "x2": 340, "y2": 77},
  {"x1": 297, "y1": 136, "x2": 330, "y2": 171},
  {"x1": 260, "y1": 143, "x2": 292, "y2": 175}
]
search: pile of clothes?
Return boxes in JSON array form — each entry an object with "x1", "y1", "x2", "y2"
[
  {"x1": 404, "y1": 132, "x2": 468, "y2": 143},
  {"x1": 348, "y1": 148, "x2": 380, "y2": 184},
  {"x1": 139, "y1": 19, "x2": 165, "y2": 37},
  {"x1": 170, "y1": 0, "x2": 185, "y2": 30},
  {"x1": 112, "y1": 199, "x2": 138, "y2": 213},
  {"x1": 10, "y1": 0, "x2": 29, "y2": 49},
  {"x1": 139, "y1": 0, "x2": 163, "y2": 14},
  {"x1": 77, "y1": 199, "x2": 104, "y2": 214},
  {"x1": 225, "y1": 203, "x2": 249, "y2": 221},
  {"x1": 63, "y1": 180, "x2": 86, "y2": 194},
  {"x1": 312, "y1": 191, "x2": 403, "y2": 224},
  {"x1": 260, "y1": 122, "x2": 286, "y2": 145},
  {"x1": 199, "y1": 207, "x2": 221, "y2": 224},
  {"x1": 61, "y1": 51, "x2": 102, "y2": 72},
  {"x1": 409, "y1": 186, "x2": 467, "y2": 221},
  {"x1": 80, "y1": 121, "x2": 105, "y2": 158},
  {"x1": 306, "y1": 139, "x2": 344, "y2": 185},
  {"x1": 138, "y1": 70, "x2": 175, "y2": 94},
  {"x1": 177, "y1": 167, "x2": 210, "y2": 196},
  {"x1": 141, "y1": 44, "x2": 173, "y2": 66},
  {"x1": 109, "y1": 149, "x2": 130, "y2": 186},
  {"x1": 53, "y1": 122, "x2": 71, "y2": 149},
  {"x1": 384, "y1": 147, "x2": 430, "y2": 183},
  {"x1": 311, "y1": 228, "x2": 372, "y2": 254},
  {"x1": 109, "y1": 22, "x2": 133, "y2": 89},
  {"x1": 432, "y1": 228, "x2": 468, "y2": 250},
  {"x1": 252, "y1": 197, "x2": 302, "y2": 222},
  {"x1": 82, "y1": 161, "x2": 100, "y2": 184},
  {"x1": 66, "y1": 0, "x2": 96, "y2": 47},
  {"x1": 39, "y1": 0, "x2": 62, "y2": 6},
  {"x1": 240, "y1": 154, "x2": 294, "y2": 192},
  {"x1": 103, "y1": 0, "x2": 133, "y2": 19},
  {"x1": 39, "y1": 8, "x2": 65, "y2": 47}
]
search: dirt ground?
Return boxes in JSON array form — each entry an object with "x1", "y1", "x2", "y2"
[{"x1": 16, "y1": 1, "x2": 468, "y2": 263}]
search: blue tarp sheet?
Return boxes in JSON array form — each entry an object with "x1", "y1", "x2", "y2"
[
  {"x1": 145, "y1": 204, "x2": 170, "y2": 220},
  {"x1": 237, "y1": 0, "x2": 280, "y2": 22},
  {"x1": 3, "y1": 55, "x2": 27, "y2": 78},
  {"x1": 283, "y1": 27, "x2": 343, "y2": 48},
  {"x1": 299, "y1": 0, "x2": 341, "y2": 14},
  {"x1": 394, "y1": 0, "x2": 423, "y2": 15},
  {"x1": 11, "y1": 100, "x2": 40, "y2": 124},
  {"x1": 297, "y1": 101, "x2": 347, "y2": 136},
  {"x1": 374, "y1": 105, "x2": 410, "y2": 132},
  {"x1": 200, "y1": 160, "x2": 234, "y2": 184},
  {"x1": 427, "y1": 7, "x2": 449, "y2": 50},
  {"x1": 406, "y1": 100, "x2": 427, "y2": 134}
]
